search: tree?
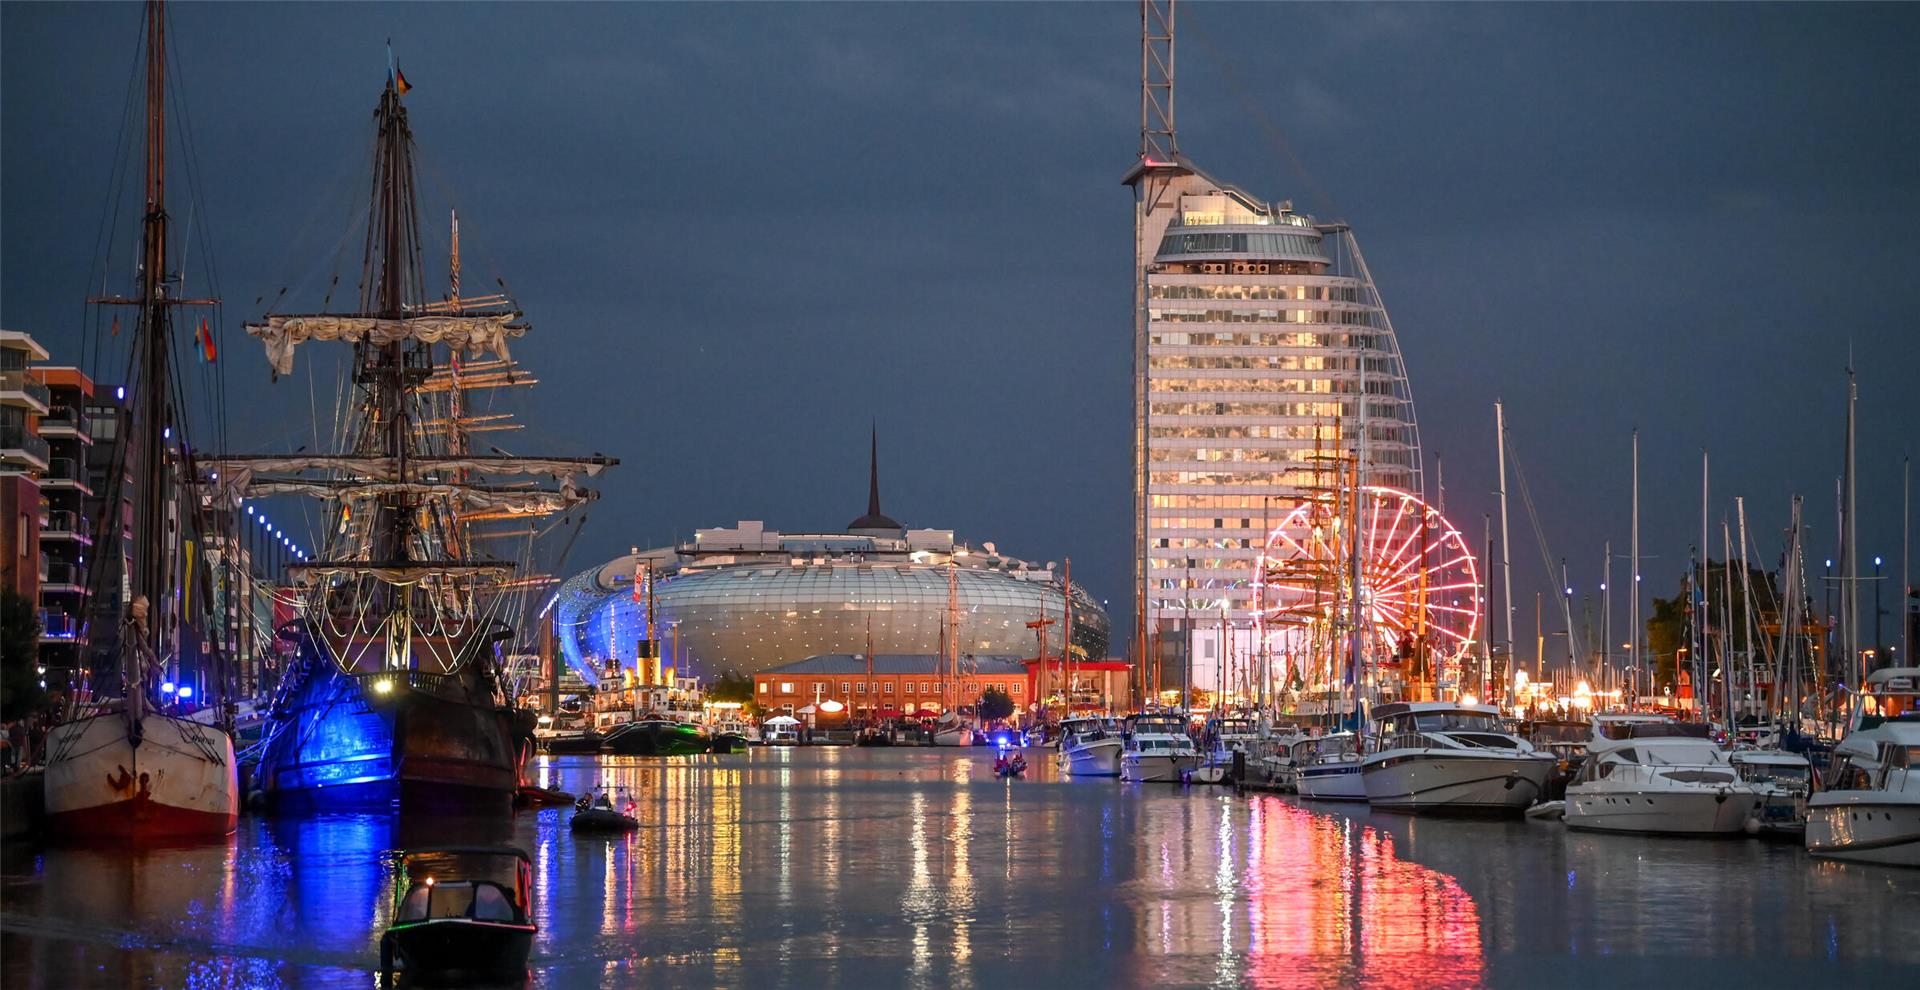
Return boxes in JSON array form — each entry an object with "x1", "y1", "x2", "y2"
[
  {"x1": 0, "y1": 588, "x2": 43, "y2": 720},
  {"x1": 977, "y1": 686, "x2": 1014, "y2": 722},
  {"x1": 1645, "y1": 560, "x2": 1779, "y2": 695},
  {"x1": 707, "y1": 670, "x2": 755, "y2": 705}
]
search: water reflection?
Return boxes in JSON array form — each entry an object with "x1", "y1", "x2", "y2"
[{"x1": 3, "y1": 749, "x2": 1917, "y2": 989}]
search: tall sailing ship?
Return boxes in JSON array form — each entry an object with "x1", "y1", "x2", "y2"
[
  {"x1": 218, "y1": 68, "x2": 613, "y2": 813},
  {"x1": 43, "y1": 0, "x2": 241, "y2": 841}
]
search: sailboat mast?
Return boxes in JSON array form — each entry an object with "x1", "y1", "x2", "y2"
[
  {"x1": 1603, "y1": 541, "x2": 1612, "y2": 702},
  {"x1": 1773, "y1": 497, "x2": 1803, "y2": 727},
  {"x1": 1699, "y1": 449, "x2": 1709, "y2": 718},
  {"x1": 132, "y1": 0, "x2": 173, "y2": 681},
  {"x1": 1736, "y1": 496, "x2": 1757, "y2": 721},
  {"x1": 1063, "y1": 557, "x2": 1073, "y2": 712},
  {"x1": 366, "y1": 82, "x2": 420, "y2": 569},
  {"x1": 1496, "y1": 402, "x2": 1516, "y2": 705},
  {"x1": 1843, "y1": 370, "x2": 1860, "y2": 693}
]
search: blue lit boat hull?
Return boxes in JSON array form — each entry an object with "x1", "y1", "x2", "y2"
[{"x1": 257, "y1": 661, "x2": 524, "y2": 815}]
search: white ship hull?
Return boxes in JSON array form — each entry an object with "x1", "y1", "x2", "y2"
[
  {"x1": 932, "y1": 726, "x2": 974, "y2": 747},
  {"x1": 44, "y1": 708, "x2": 239, "y2": 842},
  {"x1": 1297, "y1": 760, "x2": 1367, "y2": 801},
  {"x1": 1806, "y1": 792, "x2": 1920, "y2": 867},
  {"x1": 1565, "y1": 786, "x2": 1761, "y2": 835},
  {"x1": 1361, "y1": 751, "x2": 1554, "y2": 814},
  {"x1": 1059, "y1": 738, "x2": 1123, "y2": 777},
  {"x1": 1121, "y1": 751, "x2": 1199, "y2": 783}
]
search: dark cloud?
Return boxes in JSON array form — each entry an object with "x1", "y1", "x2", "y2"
[{"x1": 4, "y1": 2, "x2": 1916, "y2": 655}]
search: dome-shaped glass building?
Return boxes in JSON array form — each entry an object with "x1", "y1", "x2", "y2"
[{"x1": 552, "y1": 448, "x2": 1108, "y2": 685}]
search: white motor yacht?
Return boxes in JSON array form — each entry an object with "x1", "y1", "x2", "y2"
[
  {"x1": 1563, "y1": 714, "x2": 1761, "y2": 835},
  {"x1": 1056, "y1": 716, "x2": 1125, "y2": 777},
  {"x1": 1806, "y1": 667, "x2": 1920, "y2": 866},
  {"x1": 1730, "y1": 749, "x2": 1812, "y2": 834},
  {"x1": 1295, "y1": 732, "x2": 1366, "y2": 801},
  {"x1": 1120, "y1": 714, "x2": 1201, "y2": 783},
  {"x1": 1192, "y1": 716, "x2": 1263, "y2": 784},
  {"x1": 1360, "y1": 702, "x2": 1555, "y2": 814}
]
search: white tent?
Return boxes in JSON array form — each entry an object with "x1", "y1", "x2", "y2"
[{"x1": 764, "y1": 715, "x2": 801, "y2": 726}]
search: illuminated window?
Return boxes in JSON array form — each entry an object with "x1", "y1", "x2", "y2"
[
  {"x1": 758, "y1": 682, "x2": 768, "y2": 694},
  {"x1": 779, "y1": 681, "x2": 794, "y2": 694}
]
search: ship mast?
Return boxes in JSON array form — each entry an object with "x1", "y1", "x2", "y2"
[{"x1": 131, "y1": 0, "x2": 173, "y2": 702}]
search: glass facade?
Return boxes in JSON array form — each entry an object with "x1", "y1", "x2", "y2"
[
  {"x1": 1135, "y1": 179, "x2": 1423, "y2": 642},
  {"x1": 554, "y1": 542, "x2": 1110, "y2": 685}
]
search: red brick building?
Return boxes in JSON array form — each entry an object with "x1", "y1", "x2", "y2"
[{"x1": 753, "y1": 654, "x2": 1031, "y2": 716}]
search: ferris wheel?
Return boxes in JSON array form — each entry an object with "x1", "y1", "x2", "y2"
[{"x1": 1253, "y1": 486, "x2": 1481, "y2": 676}]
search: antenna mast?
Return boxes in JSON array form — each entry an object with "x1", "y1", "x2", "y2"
[{"x1": 1141, "y1": 0, "x2": 1177, "y2": 159}]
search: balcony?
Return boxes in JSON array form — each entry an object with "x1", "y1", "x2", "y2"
[
  {"x1": 0, "y1": 424, "x2": 49, "y2": 472},
  {"x1": 42, "y1": 509, "x2": 92, "y2": 545},
  {"x1": 40, "y1": 457, "x2": 92, "y2": 495},
  {"x1": 42, "y1": 561, "x2": 87, "y2": 594},
  {"x1": 39, "y1": 609, "x2": 85, "y2": 643},
  {"x1": 37, "y1": 405, "x2": 91, "y2": 443},
  {"x1": 0, "y1": 371, "x2": 51, "y2": 414}
]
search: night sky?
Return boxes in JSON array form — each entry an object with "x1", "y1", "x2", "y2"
[{"x1": 4, "y1": 3, "x2": 1916, "y2": 662}]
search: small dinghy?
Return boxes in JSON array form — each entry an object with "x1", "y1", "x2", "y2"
[
  {"x1": 1525, "y1": 799, "x2": 1566, "y2": 821},
  {"x1": 570, "y1": 791, "x2": 640, "y2": 832},
  {"x1": 380, "y1": 846, "x2": 535, "y2": 987},
  {"x1": 570, "y1": 807, "x2": 640, "y2": 832}
]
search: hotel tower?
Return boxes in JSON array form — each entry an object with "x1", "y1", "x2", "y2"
[{"x1": 1128, "y1": 1, "x2": 1423, "y2": 691}]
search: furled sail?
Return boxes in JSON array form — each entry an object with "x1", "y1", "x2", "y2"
[
  {"x1": 205, "y1": 454, "x2": 612, "y2": 480},
  {"x1": 237, "y1": 478, "x2": 592, "y2": 515},
  {"x1": 286, "y1": 560, "x2": 514, "y2": 586},
  {"x1": 246, "y1": 313, "x2": 527, "y2": 375}
]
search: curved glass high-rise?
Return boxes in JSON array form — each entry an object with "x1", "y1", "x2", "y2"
[{"x1": 1129, "y1": 158, "x2": 1422, "y2": 683}]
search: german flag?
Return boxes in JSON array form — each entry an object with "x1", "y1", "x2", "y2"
[{"x1": 395, "y1": 63, "x2": 412, "y2": 96}]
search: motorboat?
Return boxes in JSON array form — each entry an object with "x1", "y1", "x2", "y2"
[
  {"x1": 762, "y1": 717, "x2": 801, "y2": 746},
  {"x1": 601, "y1": 719, "x2": 710, "y2": 756},
  {"x1": 1730, "y1": 749, "x2": 1812, "y2": 835},
  {"x1": 1056, "y1": 716, "x2": 1124, "y2": 777},
  {"x1": 707, "y1": 718, "x2": 751, "y2": 753},
  {"x1": 381, "y1": 846, "x2": 535, "y2": 987},
  {"x1": 539, "y1": 729, "x2": 604, "y2": 756},
  {"x1": 1253, "y1": 722, "x2": 1309, "y2": 791},
  {"x1": 1360, "y1": 702, "x2": 1555, "y2": 815},
  {"x1": 1806, "y1": 666, "x2": 1920, "y2": 866},
  {"x1": 1563, "y1": 714, "x2": 1761, "y2": 835},
  {"x1": 1294, "y1": 732, "x2": 1365, "y2": 801},
  {"x1": 1193, "y1": 716, "x2": 1263, "y2": 785},
  {"x1": 1523, "y1": 718, "x2": 1592, "y2": 801},
  {"x1": 1120, "y1": 714, "x2": 1200, "y2": 783}
]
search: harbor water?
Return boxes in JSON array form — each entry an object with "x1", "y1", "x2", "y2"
[{"x1": 2, "y1": 747, "x2": 1916, "y2": 988}]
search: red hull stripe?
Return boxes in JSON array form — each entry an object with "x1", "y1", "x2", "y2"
[{"x1": 47, "y1": 798, "x2": 237, "y2": 842}]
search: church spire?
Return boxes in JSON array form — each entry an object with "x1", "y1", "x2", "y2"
[
  {"x1": 867, "y1": 422, "x2": 882, "y2": 519},
  {"x1": 848, "y1": 422, "x2": 903, "y2": 534}
]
